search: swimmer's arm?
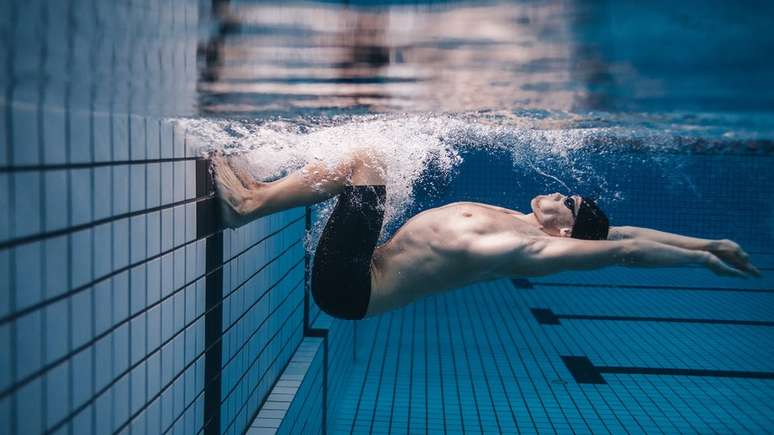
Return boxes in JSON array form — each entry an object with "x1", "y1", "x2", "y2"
[
  {"x1": 608, "y1": 226, "x2": 760, "y2": 276},
  {"x1": 512, "y1": 237, "x2": 750, "y2": 278},
  {"x1": 608, "y1": 225, "x2": 712, "y2": 249}
]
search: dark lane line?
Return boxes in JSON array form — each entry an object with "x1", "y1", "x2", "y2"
[
  {"x1": 511, "y1": 278, "x2": 774, "y2": 293},
  {"x1": 562, "y1": 356, "x2": 774, "y2": 384},
  {"x1": 530, "y1": 308, "x2": 774, "y2": 327}
]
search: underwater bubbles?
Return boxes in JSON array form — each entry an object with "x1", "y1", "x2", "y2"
[{"x1": 178, "y1": 111, "x2": 768, "y2": 246}]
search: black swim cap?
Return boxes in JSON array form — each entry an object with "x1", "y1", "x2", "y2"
[{"x1": 571, "y1": 197, "x2": 609, "y2": 240}]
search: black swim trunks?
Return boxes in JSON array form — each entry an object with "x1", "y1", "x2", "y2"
[{"x1": 311, "y1": 185, "x2": 386, "y2": 320}]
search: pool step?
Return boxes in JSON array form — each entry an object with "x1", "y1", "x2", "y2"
[{"x1": 247, "y1": 337, "x2": 325, "y2": 435}]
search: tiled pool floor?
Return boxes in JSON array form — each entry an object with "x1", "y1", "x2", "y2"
[{"x1": 331, "y1": 263, "x2": 774, "y2": 434}]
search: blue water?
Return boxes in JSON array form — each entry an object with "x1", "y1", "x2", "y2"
[
  {"x1": 195, "y1": 0, "x2": 774, "y2": 251},
  {"x1": 195, "y1": 1, "x2": 774, "y2": 433},
  {"x1": 2, "y1": 0, "x2": 774, "y2": 434}
]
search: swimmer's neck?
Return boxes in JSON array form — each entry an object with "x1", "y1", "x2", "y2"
[{"x1": 513, "y1": 212, "x2": 541, "y2": 228}]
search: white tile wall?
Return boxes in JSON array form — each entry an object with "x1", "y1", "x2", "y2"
[
  {"x1": 42, "y1": 108, "x2": 67, "y2": 165},
  {"x1": 69, "y1": 110, "x2": 92, "y2": 163},
  {"x1": 11, "y1": 106, "x2": 38, "y2": 165},
  {"x1": 13, "y1": 172, "x2": 41, "y2": 237},
  {"x1": 1, "y1": 1, "x2": 311, "y2": 433},
  {"x1": 43, "y1": 237, "x2": 67, "y2": 298}
]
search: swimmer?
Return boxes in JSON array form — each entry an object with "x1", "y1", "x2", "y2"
[{"x1": 210, "y1": 151, "x2": 761, "y2": 320}]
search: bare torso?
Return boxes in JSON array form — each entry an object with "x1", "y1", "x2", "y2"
[
  {"x1": 366, "y1": 201, "x2": 544, "y2": 316},
  {"x1": 211, "y1": 153, "x2": 757, "y2": 319}
]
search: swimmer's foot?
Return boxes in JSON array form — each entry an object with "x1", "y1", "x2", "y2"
[
  {"x1": 210, "y1": 153, "x2": 258, "y2": 229},
  {"x1": 227, "y1": 155, "x2": 264, "y2": 190}
]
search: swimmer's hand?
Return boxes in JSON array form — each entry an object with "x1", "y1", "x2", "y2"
[{"x1": 707, "y1": 239, "x2": 761, "y2": 278}]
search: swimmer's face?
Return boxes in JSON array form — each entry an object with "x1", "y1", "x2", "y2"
[{"x1": 530, "y1": 192, "x2": 582, "y2": 237}]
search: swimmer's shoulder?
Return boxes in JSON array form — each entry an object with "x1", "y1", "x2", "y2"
[{"x1": 440, "y1": 201, "x2": 524, "y2": 215}]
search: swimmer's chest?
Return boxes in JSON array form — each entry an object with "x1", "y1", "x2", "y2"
[{"x1": 459, "y1": 204, "x2": 545, "y2": 237}]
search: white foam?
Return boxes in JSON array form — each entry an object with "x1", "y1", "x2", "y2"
[{"x1": 175, "y1": 112, "x2": 725, "y2": 243}]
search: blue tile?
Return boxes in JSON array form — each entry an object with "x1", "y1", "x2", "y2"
[
  {"x1": 130, "y1": 313, "x2": 146, "y2": 365},
  {"x1": 15, "y1": 310, "x2": 42, "y2": 380},
  {"x1": 130, "y1": 362, "x2": 146, "y2": 415},
  {"x1": 146, "y1": 119, "x2": 160, "y2": 159},
  {"x1": 72, "y1": 347, "x2": 93, "y2": 408},
  {"x1": 129, "y1": 264, "x2": 146, "y2": 316},
  {"x1": 0, "y1": 175, "x2": 8, "y2": 242},
  {"x1": 43, "y1": 108, "x2": 67, "y2": 164},
  {"x1": 112, "y1": 165, "x2": 129, "y2": 215},
  {"x1": 15, "y1": 241, "x2": 42, "y2": 309},
  {"x1": 146, "y1": 350, "x2": 161, "y2": 397},
  {"x1": 113, "y1": 114, "x2": 129, "y2": 161},
  {"x1": 0, "y1": 325, "x2": 9, "y2": 391},
  {"x1": 113, "y1": 323, "x2": 129, "y2": 377},
  {"x1": 44, "y1": 170, "x2": 67, "y2": 231},
  {"x1": 93, "y1": 112, "x2": 111, "y2": 163},
  {"x1": 71, "y1": 228, "x2": 93, "y2": 288},
  {"x1": 11, "y1": 105, "x2": 39, "y2": 165},
  {"x1": 72, "y1": 403, "x2": 93, "y2": 435},
  {"x1": 146, "y1": 258, "x2": 161, "y2": 305},
  {"x1": 173, "y1": 162, "x2": 185, "y2": 203},
  {"x1": 161, "y1": 297, "x2": 174, "y2": 344},
  {"x1": 113, "y1": 374, "x2": 130, "y2": 430},
  {"x1": 173, "y1": 247, "x2": 185, "y2": 291},
  {"x1": 147, "y1": 211, "x2": 160, "y2": 258},
  {"x1": 17, "y1": 378, "x2": 43, "y2": 435},
  {"x1": 146, "y1": 397, "x2": 161, "y2": 434},
  {"x1": 44, "y1": 237, "x2": 68, "y2": 298},
  {"x1": 69, "y1": 110, "x2": 91, "y2": 163},
  {"x1": 130, "y1": 115, "x2": 145, "y2": 161},
  {"x1": 160, "y1": 122, "x2": 174, "y2": 160},
  {"x1": 71, "y1": 286, "x2": 93, "y2": 349},
  {"x1": 147, "y1": 163, "x2": 160, "y2": 208},
  {"x1": 173, "y1": 124, "x2": 185, "y2": 159},
  {"x1": 173, "y1": 205, "x2": 185, "y2": 248},
  {"x1": 129, "y1": 215, "x2": 146, "y2": 264},
  {"x1": 112, "y1": 271, "x2": 129, "y2": 325},
  {"x1": 46, "y1": 360, "x2": 70, "y2": 428},
  {"x1": 161, "y1": 209, "x2": 173, "y2": 252},
  {"x1": 94, "y1": 167, "x2": 112, "y2": 220},
  {"x1": 13, "y1": 172, "x2": 41, "y2": 238},
  {"x1": 129, "y1": 164, "x2": 145, "y2": 212},
  {"x1": 93, "y1": 223, "x2": 112, "y2": 278},
  {"x1": 160, "y1": 162, "x2": 174, "y2": 206},
  {"x1": 95, "y1": 389, "x2": 112, "y2": 434},
  {"x1": 113, "y1": 218, "x2": 129, "y2": 269},
  {"x1": 95, "y1": 334, "x2": 112, "y2": 391},
  {"x1": 185, "y1": 161, "x2": 196, "y2": 200},
  {"x1": 130, "y1": 409, "x2": 146, "y2": 435}
]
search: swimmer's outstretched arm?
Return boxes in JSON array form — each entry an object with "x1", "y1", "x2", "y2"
[
  {"x1": 210, "y1": 150, "x2": 385, "y2": 228},
  {"x1": 524, "y1": 237, "x2": 750, "y2": 277},
  {"x1": 471, "y1": 234, "x2": 757, "y2": 279},
  {"x1": 608, "y1": 226, "x2": 760, "y2": 277}
]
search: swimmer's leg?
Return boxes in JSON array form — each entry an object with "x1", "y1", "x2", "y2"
[{"x1": 211, "y1": 150, "x2": 385, "y2": 228}]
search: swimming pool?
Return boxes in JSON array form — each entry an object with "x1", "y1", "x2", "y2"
[{"x1": 2, "y1": 0, "x2": 773, "y2": 434}]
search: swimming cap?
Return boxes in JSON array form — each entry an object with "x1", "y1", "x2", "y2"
[{"x1": 571, "y1": 197, "x2": 609, "y2": 240}]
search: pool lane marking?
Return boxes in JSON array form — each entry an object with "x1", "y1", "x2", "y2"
[
  {"x1": 530, "y1": 308, "x2": 774, "y2": 327},
  {"x1": 561, "y1": 356, "x2": 774, "y2": 384},
  {"x1": 510, "y1": 278, "x2": 774, "y2": 293}
]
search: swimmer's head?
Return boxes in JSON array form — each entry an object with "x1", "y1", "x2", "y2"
[{"x1": 530, "y1": 193, "x2": 609, "y2": 240}]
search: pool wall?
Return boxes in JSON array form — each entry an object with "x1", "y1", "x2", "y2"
[
  {"x1": 0, "y1": 1, "x2": 327, "y2": 434},
  {"x1": 4, "y1": 1, "x2": 773, "y2": 435}
]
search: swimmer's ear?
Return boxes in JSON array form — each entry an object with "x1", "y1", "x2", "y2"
[{"x1": 559, "y1": 227, "x2": 572, "y2": 238}]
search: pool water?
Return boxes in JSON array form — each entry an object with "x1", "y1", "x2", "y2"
[
  {"x1": 197, "y1": 1, "x2": 774, "y2": 433},
  {"x1": 2, "y1": 0, "x2": 773, "y2": 434}
]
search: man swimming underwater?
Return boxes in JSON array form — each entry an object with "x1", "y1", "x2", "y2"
[{"x1": 210, "y1": 150, "x2": 761, "y2": 321}]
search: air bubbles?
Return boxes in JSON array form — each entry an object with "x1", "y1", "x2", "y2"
[{"x1": 175, "y1": 110, "x2": 764, "y2": 251}]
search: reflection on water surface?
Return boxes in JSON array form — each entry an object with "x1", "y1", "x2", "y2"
[{"x1": 198, "y1": 1, "x2": 774, "y2": 117}]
